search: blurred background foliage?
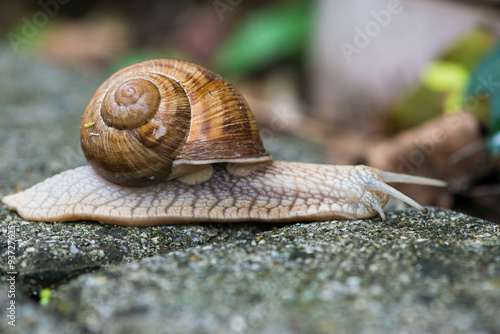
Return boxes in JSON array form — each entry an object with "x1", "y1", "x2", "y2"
[
  {"x1": 466, "y1": 43, "x2": 500, "y2": 157},
  {"x1": 1, "y1": 0, "x2": 500, "y2": 221},
  {"x1": 213, "y1": 0, "x2": 313, "y2": 78},
  {"x1": 3, "y1": 0, "x2": 315, "y2": 76},
  {"x1": 390, "y1": 29, "x2": 496, "y2": 129}
]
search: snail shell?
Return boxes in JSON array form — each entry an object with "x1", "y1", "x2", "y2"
[{"x1": 81, "y1": 58, "x2": 271, "y2": 186}]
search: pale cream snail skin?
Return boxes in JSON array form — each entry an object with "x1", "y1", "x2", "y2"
[{"x1": 1, "y1": 59, "x2": 446, "y2": 226}]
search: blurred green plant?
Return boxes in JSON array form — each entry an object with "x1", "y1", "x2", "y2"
[
  {"x1": 39, "y1": 288, "x2": 51, "y2": 306},
  {"x1": 388, "y1": 29, "x2": 496, "y2": 130},
  {"x1": 421, "y1": 61, "x2": 469, "y2": 114},
  {"x1": 466, "y1": 42, "x2": 500, "y2": 157},
  {"x1": 213, "y1": 0, "x2": 314, "y2": 79}
]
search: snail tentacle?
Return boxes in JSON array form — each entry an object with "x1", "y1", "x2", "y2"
[
  {"x1": 363, "y1": 173, "x2": 427, "y2": 216},
  {"x1": 378, "y1": 170, "x2": 447, "y2": 187}
]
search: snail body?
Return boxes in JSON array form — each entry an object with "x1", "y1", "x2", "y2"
[{"x1": 2, "y1": 59, "x2": 445, "y2": 225}]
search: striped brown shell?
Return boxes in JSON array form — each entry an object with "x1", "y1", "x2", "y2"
[{"x1": 80, "y1": 58, "x2": 271, "y2": 186}]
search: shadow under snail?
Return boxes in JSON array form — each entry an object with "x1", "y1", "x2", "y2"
[{"x1": 2, "y1": 58, "x2": 446, "y2": 226}]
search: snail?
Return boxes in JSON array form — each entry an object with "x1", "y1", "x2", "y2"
[{"x1": 2, "y1": 58, "x2": 445, "y2": 226}]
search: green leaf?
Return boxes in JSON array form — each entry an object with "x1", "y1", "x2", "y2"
[
  {"x1": 441, "y1": 29, "x2": 497, "y2": 71},
  {"x1": 39, "y1": 288, "x2": 51, "y2": 306},
  {"x1": 214, "y1": 0, "x2": 314, "y2": 78},
  {"x1": 422, "y1": 62, "x2": 469, "y2": 93},
  {"x1": 466, "y1": 42, "x2": 500, "y2": 156},
  {"x1": 492, "y1": 90, "x2": 500, "y2": 133},
  {"x1": 466, "y1": 44, "x2": 500, "y2": 101},
  {"x1": 422, "y1": 61, "x2": 469, "y2": 114},
  {"x1": 489, "y1": 94, "x2": 500, "y2": 156}
]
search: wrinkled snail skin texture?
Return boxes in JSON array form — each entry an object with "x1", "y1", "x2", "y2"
[
  {"x1": 2, "y1": 58, "x2": 447, "y2": 225},
  {"x1": 1, "y1": 162, "x2": 434, "y2": 226}
]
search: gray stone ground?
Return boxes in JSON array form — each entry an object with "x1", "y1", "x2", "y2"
[{"x1": 0, "y1": 46, "x2": 499, "y2": 334}]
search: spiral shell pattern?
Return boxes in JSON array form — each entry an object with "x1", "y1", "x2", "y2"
[
  {"x1": 81, "y1": 58, "x2": 271, "y2": 186},
  {"x1": 101, "y1": 78, "x2": 161, "y2": 130}
]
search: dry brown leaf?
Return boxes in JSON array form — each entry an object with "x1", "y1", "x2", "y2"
[{"x1": 365, "y1": 112, "x2": 491, "y2": 206}]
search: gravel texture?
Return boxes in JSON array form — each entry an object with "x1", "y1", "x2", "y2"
[
  {"x1": 1, "y1": 208, "x2": 499, "y2": 334},
  {"x1": 0, "y1": 47, "x2": 499, "y2": 334}
]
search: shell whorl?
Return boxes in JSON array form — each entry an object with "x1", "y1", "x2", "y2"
[
  {"x1": 81, "y1": 58, "x2": 271, "y2": 187},
  {"x1": 101, "y1": 78, "x2": 161, "y2": 130}
]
